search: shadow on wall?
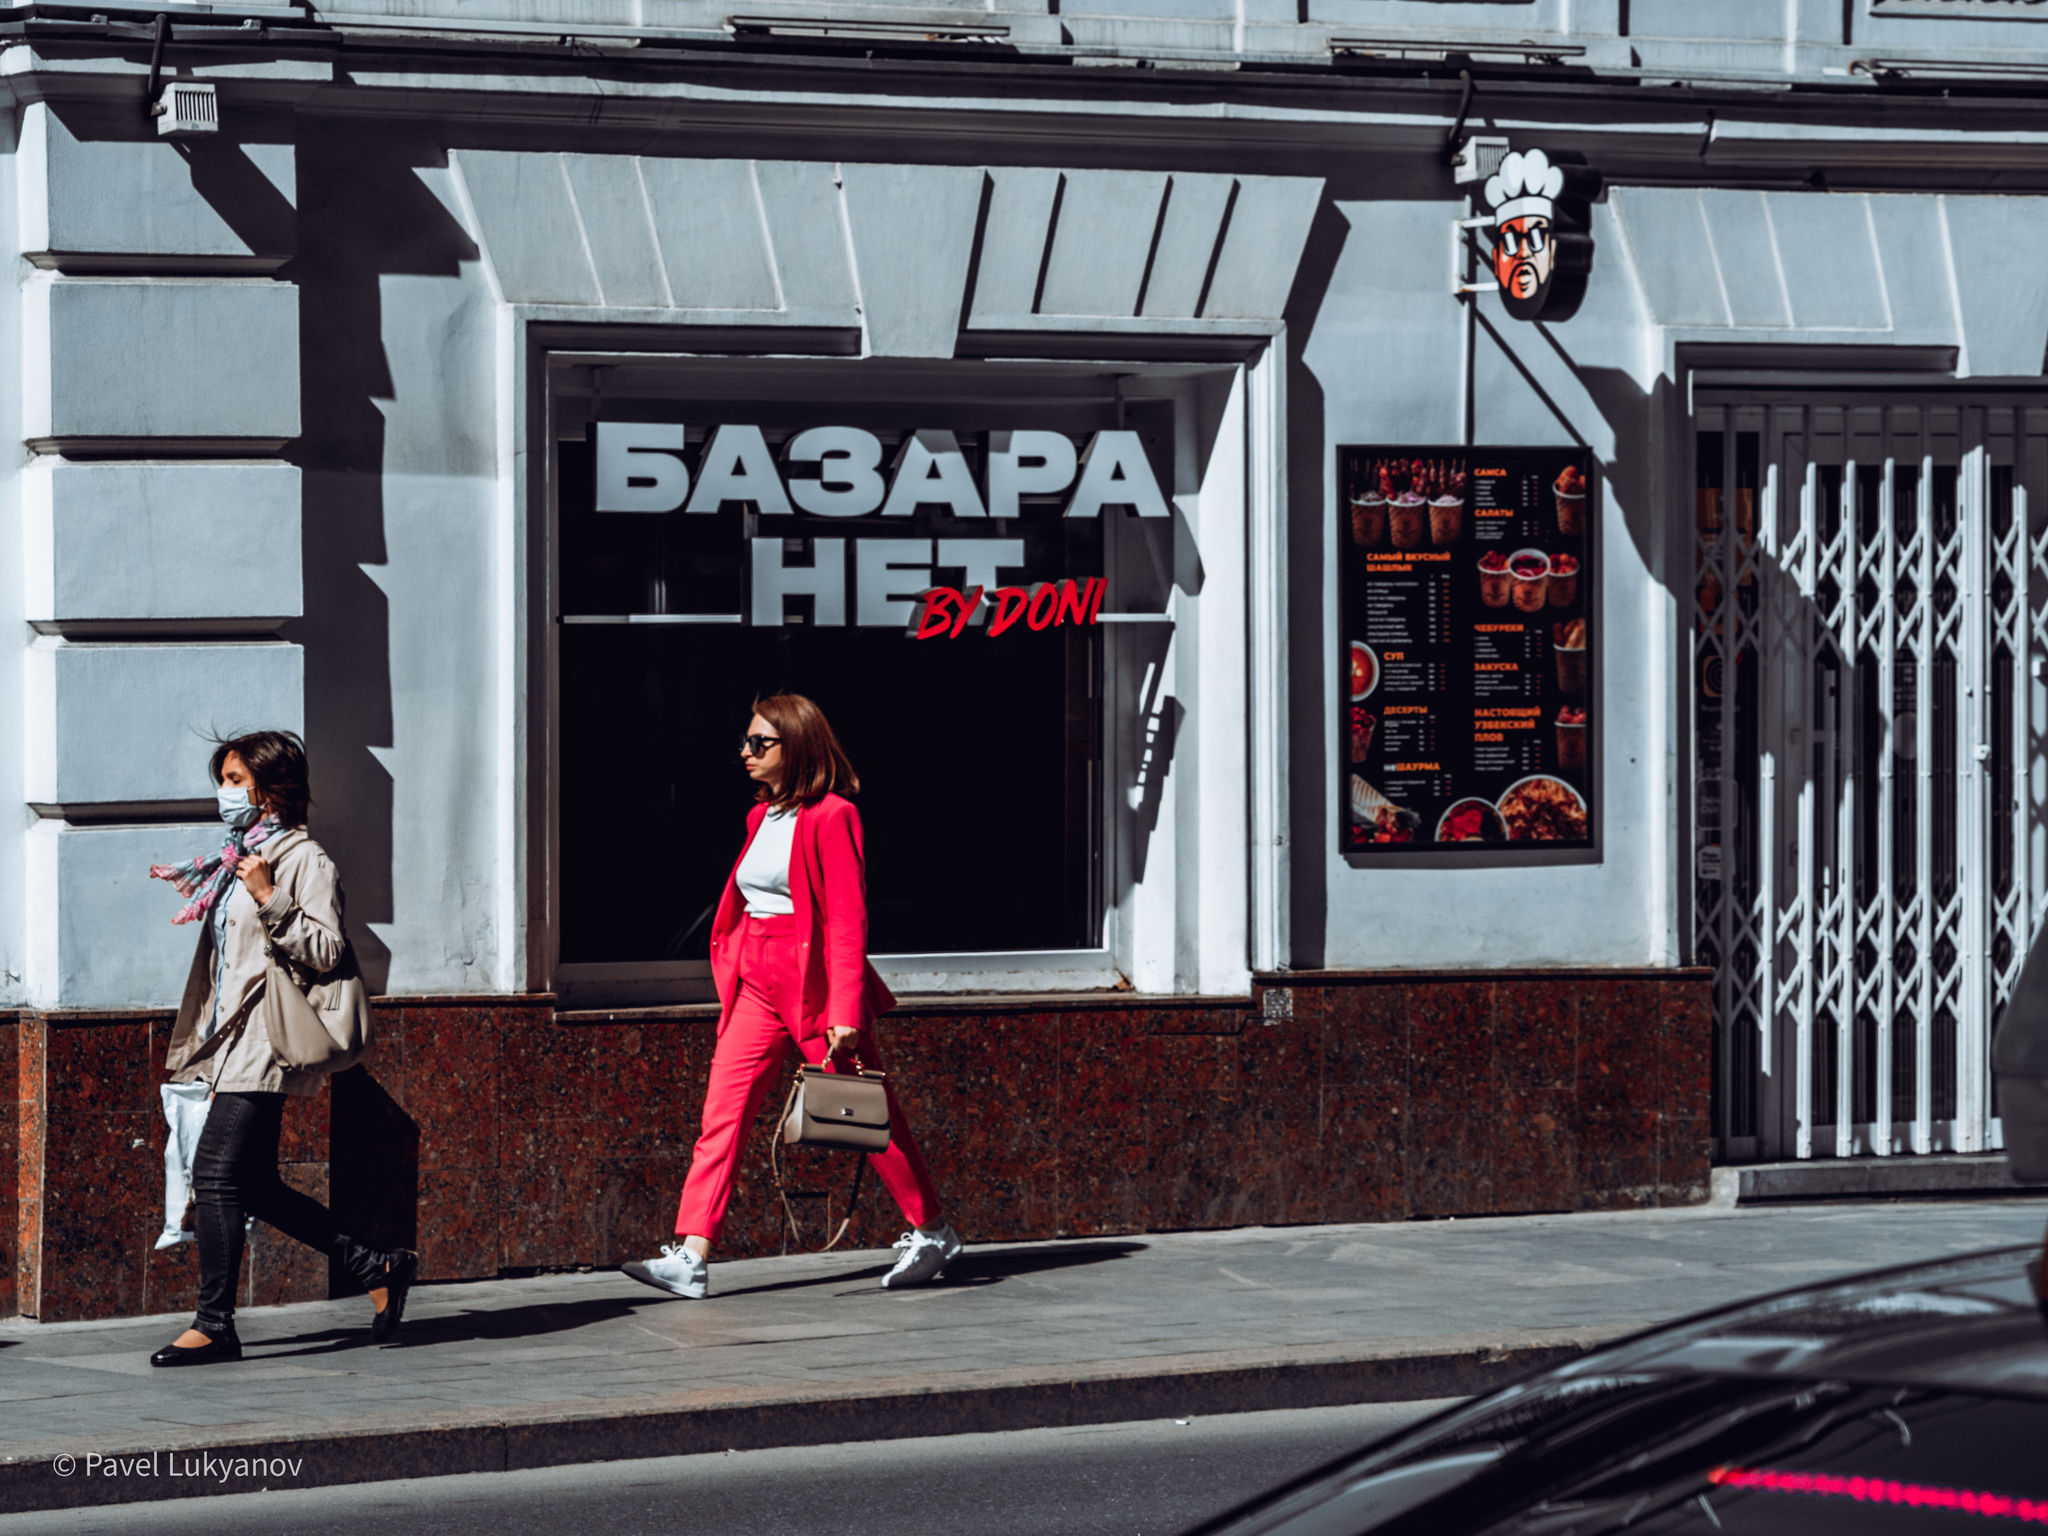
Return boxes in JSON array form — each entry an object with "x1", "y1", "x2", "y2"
[
  {"x1": 1117, "y1": 452, "x2": 1202, "y2": 893},
  {"x1": 1281, "y1": 196, "x2": 1356, "y2": 970},
  {"x1": 173, "y1": 134, "x2": 299, "y2": 257},
  {"x1": 328, "y1": 1064, "x2": 419, "y2": 1288},
  {"x1": 274, "y1": 128, "x2": 480, "y2": 992}
]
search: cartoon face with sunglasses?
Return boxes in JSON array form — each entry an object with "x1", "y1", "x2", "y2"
[
  {"x1": 1493, "y1": 214, "x2": 1553, "y2": 302},
  {"x1": 1484, "y1": 148, "x2": 1568, "y2": 307}
]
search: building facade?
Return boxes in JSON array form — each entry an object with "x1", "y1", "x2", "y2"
[{"x1": 6, "y1": 0, "x2": 2045, "y2": 1318}]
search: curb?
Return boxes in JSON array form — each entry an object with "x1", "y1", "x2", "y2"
[
  {"x1": 0, "y1": 1329, "x2": 1625, "y2": 1513},
  {"x1": 1708, "y1": 1155, "x2": 2048, "y2": 1206}
]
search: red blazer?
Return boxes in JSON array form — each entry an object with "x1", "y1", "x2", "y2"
[{"x1": 708, "y1": 792, "x2": 897, "y2": 1041}]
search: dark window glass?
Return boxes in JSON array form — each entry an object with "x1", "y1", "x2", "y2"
[{"x1": 552, "y1": 391, "x2": 1165, "y2": 967}]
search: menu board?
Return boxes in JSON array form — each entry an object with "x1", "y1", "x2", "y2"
[{"x1": 1337, "y1": 445, "x2": 1595, "y2": 852}]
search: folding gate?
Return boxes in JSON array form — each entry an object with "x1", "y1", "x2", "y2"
[{"x1": 1693, "y1": 395, "x2": 2046, "y2": 1162}]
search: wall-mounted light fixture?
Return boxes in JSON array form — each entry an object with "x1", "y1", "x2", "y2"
[
  {"x1": 1451, "y1": 134, "x2": 1511, "y2": 186},
  {"x1": 155, "y1": 81, "x2": 219, "y2": 137},
  {"x1": 140, "y1": 14, "x2": 220, "y2": 137}
]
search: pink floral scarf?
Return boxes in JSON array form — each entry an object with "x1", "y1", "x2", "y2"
[{"x1": 150, "y1": 818, "x2": 285, "y2": 926}]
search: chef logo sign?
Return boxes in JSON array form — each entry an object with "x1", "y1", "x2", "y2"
[
  {"x1": 1477, "y1": 148, "x2": 1602, "y2": 324},
  {"x1": 595, "y1": 422, "x2": 1166, "y2": 637}
]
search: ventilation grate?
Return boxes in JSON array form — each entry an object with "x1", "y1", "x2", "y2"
[{"x1": 155, "y1": 81, "x2": 219, "y2": 137}]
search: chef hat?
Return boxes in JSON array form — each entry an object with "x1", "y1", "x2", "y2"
[{"x1": 1483, "y1": 148, "x2": 1566, "y2": 225}]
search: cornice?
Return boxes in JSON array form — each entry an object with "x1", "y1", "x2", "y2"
[{"x1": 10, "y1": 12, "x2": 2048, "y2": 189}]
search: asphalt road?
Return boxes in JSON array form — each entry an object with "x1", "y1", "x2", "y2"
[{"x1": 0, "y1": 1400, "x2": 1457, "y2": 1536}]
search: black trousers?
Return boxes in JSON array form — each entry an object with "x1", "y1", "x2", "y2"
[{"x1": 193, "y1": 1091, "x2": 380, "y2": 1333}]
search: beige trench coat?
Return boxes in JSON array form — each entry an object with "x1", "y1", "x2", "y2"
[{"x1": 165, "y1": 828, "x2": 369, "y2": 1097}]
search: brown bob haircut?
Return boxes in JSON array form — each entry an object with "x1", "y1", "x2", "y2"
[
  {"x1": 752, "y1": 694, "x2": 858, "y2": 809},
  {"x1": 209, "y1": 730, "x2": 313, "y2": 827}
]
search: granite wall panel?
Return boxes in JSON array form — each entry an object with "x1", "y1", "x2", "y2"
[
  {"x1": 11, "y1": 1011, "x2": 333, "y2": 1322},
  {"x1": 892, "y1": 1010, "x2": 1058, "y2": 1244},
  {"x1": 27, "y1": 1013, "x2": 160, "y2": 1321},
  {"x1": 1658, "y1": 976, "x2": 1714, "y2": 1205},
  {"x1": 1319, "y1": 983, "x2": 1410, "y2": 1224},
  {"x1": 1407, "y1": 981, "x2": 1502, "y2": 1216},
  {"x1": 9, "y1": 972, "x2": 1712, "y2": 1322},
  {"x1": 0, "y1": 1015, "x2": 16, "y2": 1319},
  {"x1": 1237, "y1": 1014, "x2": 1322, "y2": 1228},
  {"x1": 16, "y1": 1015, "x2": 46, "y2": 1319}
]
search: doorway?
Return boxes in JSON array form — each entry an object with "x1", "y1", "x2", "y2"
[{"x1": 1692, "y1": 393, "x2": 2041, "y2": 1162}]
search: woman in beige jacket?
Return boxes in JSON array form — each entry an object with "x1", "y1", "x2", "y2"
[{"x1": 147, "y1": 731, "x2": 413, "y2": 1367}]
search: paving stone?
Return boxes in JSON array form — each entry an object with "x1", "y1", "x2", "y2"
[{"x1": 2, "y1": 1200, "x2": 2042, "y2": 1512}]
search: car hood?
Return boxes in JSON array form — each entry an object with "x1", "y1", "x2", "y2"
[{"x1": 1547, "y1": 1243, "x2": 2047, "y2": 1397}]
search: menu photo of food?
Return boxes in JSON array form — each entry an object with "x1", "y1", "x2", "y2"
[
  {"x1": 1436, "y1": 798, "x2": 1506, "y2": 843},
  {"x1": 1351, "y1": 774, "x2": 1420, "y2": 843},
  {"x1": 1350, "y1": 707, "x2": 1376, "y2": 762},
  {"x1": 1498, "y1": 775, "x2": 1589, "y2": 841},
  {"x1": 1349, "y1": 458, "x2": 1468, "y2": 550},
  {"x1": 1554, "y1": 463, "x2": 1587, "y2": 535},
  {"x1": 1337, "y1": 444, "x2": 1596, "y2": 853},
  {"x1": 1350, "y1": 640, "x2": 1378, "y2": 701}
]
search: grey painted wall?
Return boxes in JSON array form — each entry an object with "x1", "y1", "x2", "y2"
[
  {"x1": 12, "y1": 102, "x2": 308, "y2": 1008},
  {"x1": 14, "y1": 13, "x2": 2048, "y2": 1003}
]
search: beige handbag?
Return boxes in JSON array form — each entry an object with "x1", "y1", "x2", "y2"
[
  {"x1": 782, "y1": 1062, "x2": 892, "y2": 1153},
  {"x1": 262, "y1": 947, "x2": 372, "y2": 1073},
  {"x1": 771, "y1": 1060, "x2": 892, "y2": 1254}
]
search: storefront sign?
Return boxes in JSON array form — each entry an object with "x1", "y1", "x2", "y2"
[
  {"x1": 1338, "y1": 445, "x2": 1595, "y2": 851},
  {"x1": 912, "y1": 579, "x2": 1107, "y2": 638},
  {"x1": 1478, "y1": 149, "x2": 1601, "y2": 324},
  {"x1": 594, "y1": 422, "x2": 1159, "y2": 628},
  {"x1": 595, "y1": 423, "x2": 1170, "y2": 520}
]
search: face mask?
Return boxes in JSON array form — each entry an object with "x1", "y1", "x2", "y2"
[{"x1": 216, "y1": 785, "x2": 262, "y2": 830}]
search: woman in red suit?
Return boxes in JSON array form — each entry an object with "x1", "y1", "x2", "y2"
[{"x1": 624, "y1": 693, "x2": 962, "y2": 1298}]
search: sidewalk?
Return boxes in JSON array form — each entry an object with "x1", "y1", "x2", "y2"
[{"x1": 3, "y1": 1197, "x2": 2042, "y2": 1514}]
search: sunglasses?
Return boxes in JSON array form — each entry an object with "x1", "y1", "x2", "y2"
[
  {"x1": 740, "y1": 734, "x2": 782, "y2": 756},
  {"x1": 1498, "y1": 224, "x2": 1550, "y2": 258}
]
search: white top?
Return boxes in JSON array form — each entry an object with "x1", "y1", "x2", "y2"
[{"x1": 736, "y1": 807, "x2": 798, "y2": 916}]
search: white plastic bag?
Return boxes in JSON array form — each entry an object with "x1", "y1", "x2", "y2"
[{"x1": 156, "y1": 1082, "x2": 212, "y2": 1250}]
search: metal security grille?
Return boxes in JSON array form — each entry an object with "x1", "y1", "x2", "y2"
[{"x1": 1693, "y1": 396, "x2": 2043, "y2": 1163}]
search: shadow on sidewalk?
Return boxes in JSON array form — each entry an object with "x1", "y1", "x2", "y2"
[
  {"x1": 248, "y1": 1295, "x2": 662, "y2": 1359},
  {"x1": 935, "y1": 1240, "x2": 1145, "y2": 1284},
  {"x1": 244, "y1": 1242, "x2": 1147, "y2": 1356},
  {"x1": 711, "y1": 1240, "x2": 1146, "y2": 1299},
  {"x1": 823, "y1": 1240, "x2": 1149, "y2": 1295}
]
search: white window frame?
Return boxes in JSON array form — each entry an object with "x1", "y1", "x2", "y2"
[{"x1": 495, "y1": 318, "x2": 1288, "y2": 1004}]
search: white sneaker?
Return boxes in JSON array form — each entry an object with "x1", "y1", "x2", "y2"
[
  {"x1": 881, "y1": 1224, "x2": 964, "y2": 1289},
  {"x1": 622, "y1": 1243, "x2": 709, "y2": 1299}
]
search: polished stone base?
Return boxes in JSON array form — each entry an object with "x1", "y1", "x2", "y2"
[{"x1": 5, "y1": 969, "x2": 1710, "y2": 1322}]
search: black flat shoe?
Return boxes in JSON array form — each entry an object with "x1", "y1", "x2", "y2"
[
  {"x1": 370, "y1": 1249, "x2": 420, "y2": 1344},
  {"x1": 149, "y1": 1329, "x2": 241, "y2": 1368}
]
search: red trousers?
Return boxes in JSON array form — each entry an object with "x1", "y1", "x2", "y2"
[{"x1": 675, "y1": 913, "x2": 941, "y2": 1242}]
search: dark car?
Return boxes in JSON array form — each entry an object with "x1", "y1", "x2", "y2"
[{"x1": 1185, "y1": 1244, "x2": 2048, "y2": 1535}]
